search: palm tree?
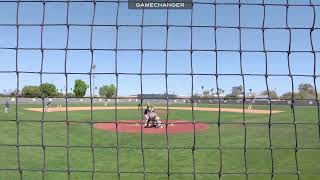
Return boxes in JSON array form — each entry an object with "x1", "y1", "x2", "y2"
[
  {"x1": 201, "y1": 85, "x2": 204, "y2": 96},
  {"x1": 210, "y1": 88, "x2": 214, "y2": 95}
]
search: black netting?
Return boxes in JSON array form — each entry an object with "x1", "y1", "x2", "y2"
[{"x1": 0, "y1": 0, "x2": 319, "y2": 180}]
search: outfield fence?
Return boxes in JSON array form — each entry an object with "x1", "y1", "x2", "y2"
[{"x1": 1, "y1": 97, "x2": 319, "y2": 107}]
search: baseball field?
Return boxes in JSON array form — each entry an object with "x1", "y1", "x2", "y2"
[{"x1": 0, "y1": 102, "x2": 319, "y2": 180}]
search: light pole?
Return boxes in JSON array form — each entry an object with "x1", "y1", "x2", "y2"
[{"x1": 92, "y1": 64, "x2": 96, "y2": 97}]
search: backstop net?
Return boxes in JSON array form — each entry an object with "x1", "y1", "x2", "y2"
[{"x1": 0, "y1": 0, "x2": 319, "y2": 180}]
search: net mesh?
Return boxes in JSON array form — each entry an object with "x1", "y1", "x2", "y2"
[{"x1": 0, "y1": 0, "x2": 319, "y2": 180}]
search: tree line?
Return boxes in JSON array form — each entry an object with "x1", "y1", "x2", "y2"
[
  {"x1": 253, "y1": 83, "x2": 318, "y2": 100},
  {"x1": 0, "y1": 80, "x2": 116, "y2": 98},
  {"x1": 198, "y1": 83, "x2": 320, "y2": 100},
  {"x1": 1, "y1": 82, "x2": 318, "y2": 100}
]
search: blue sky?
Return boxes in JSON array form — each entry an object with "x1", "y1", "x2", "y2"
[{"x1": 0, "y1": 0, "x2": 319, "y2": 96}]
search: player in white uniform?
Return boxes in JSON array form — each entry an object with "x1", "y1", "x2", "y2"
[
  {"x1": 247, "y1": 91, "x2": 253, "y2": 111},
  {"x1": 4, "y1": 100, "x2": 9, "y2": 113}
]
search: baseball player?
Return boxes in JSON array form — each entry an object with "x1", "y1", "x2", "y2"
[
  {"x1": 144, "y1": 104, "x2": 151, "y2": 125},
  {"x1": 290, "y1": 99, "x2": 295, "y2": 113},
  {"x1": 45, "y1": 99, "x2": 52, "y2": 112},
  {"x1": 144, "y1": 105, "x2": 162, "y2": 128},
  {"x1": 4, "y1": 100, "x2": 9, "y2": 113},
  {"x1": 104, "y1": 99, "x2": 108, "y2": 107},
  {"x1": 247, "y1": 91, "x2": 253, "y2": 111},
  {"x1": 247, "y1": 104, "x2": 252, "y2": 111}
]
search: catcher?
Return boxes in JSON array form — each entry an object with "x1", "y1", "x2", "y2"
[
  {"x1": 144, "y1": 104, "x2": 162, "y2": 128},
  {"x1": 143, "y1": 102, "x2": 152, "y2": 122}
]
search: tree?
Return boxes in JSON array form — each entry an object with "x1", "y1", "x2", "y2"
[
  {"x1": 210, "y1": 88, "x2": 214, "y2": 95},
  {"x1": 9, "y1": 90, "x2": 18, "y2": 97},
  {"x1": 73, "y1": 79, "x2": 88, "y2": 97},
  {"x1": 203, "y1": 90, "x2": 210, "y2": 97},
  {"x1": 216, "y1": 88, "x2": 225, "y2": 96},
  {"x1": 99, "y1": 84, "x2": 116, "y2": 98},
  {"x1": 298, "y1": 83, "x2": 315, "y2": 94},
  {"x1": 66, "y1": 92, "x2": 76, "y2": 97},
  {"x1": 21, "y1": 85, "x2": 41, "y2": 97},
  {"x1": 281, "y1": 92, "x2": 292, "y2": 99},
  {"x1": 280, "y1": 83, "x2": 317, "y2": 100},
  {"x1": 193, "y1": 93, "x2": 201, "y2": 99},
  {"x1": 260, "y1": 90, "x2": 278, "y2": 99},
  {"x1": 55, "y1": 92, "x2": 64, "y2": 98},
  {"x1": 298, "y1": 83, "x2": 316, "y2": 99},
  {"x1": 281, "y1": 92, "x2": 301, "y2": 99},
  {"x1": 39, "y1": 83, "x2": 57, "y2": 97}
]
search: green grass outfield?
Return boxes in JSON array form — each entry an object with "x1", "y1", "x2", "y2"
[{"x1": 0, "y1": 103, "x2": 319, "y2": 180}]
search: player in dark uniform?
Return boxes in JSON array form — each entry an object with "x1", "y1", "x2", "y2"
[
  {"x1": 45, "y1": 100, "x2": 52, "y2": 112},
  {"x1": 144, "y1": 106, "x2": 149, "y2": 115},
  {"x1": 290, "y1": 99, "x2": 295, "y2": 113}
]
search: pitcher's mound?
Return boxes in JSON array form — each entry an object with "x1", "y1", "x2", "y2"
[{"x1": 94, "y1": 120, "x2": 209, "y2": 134}]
